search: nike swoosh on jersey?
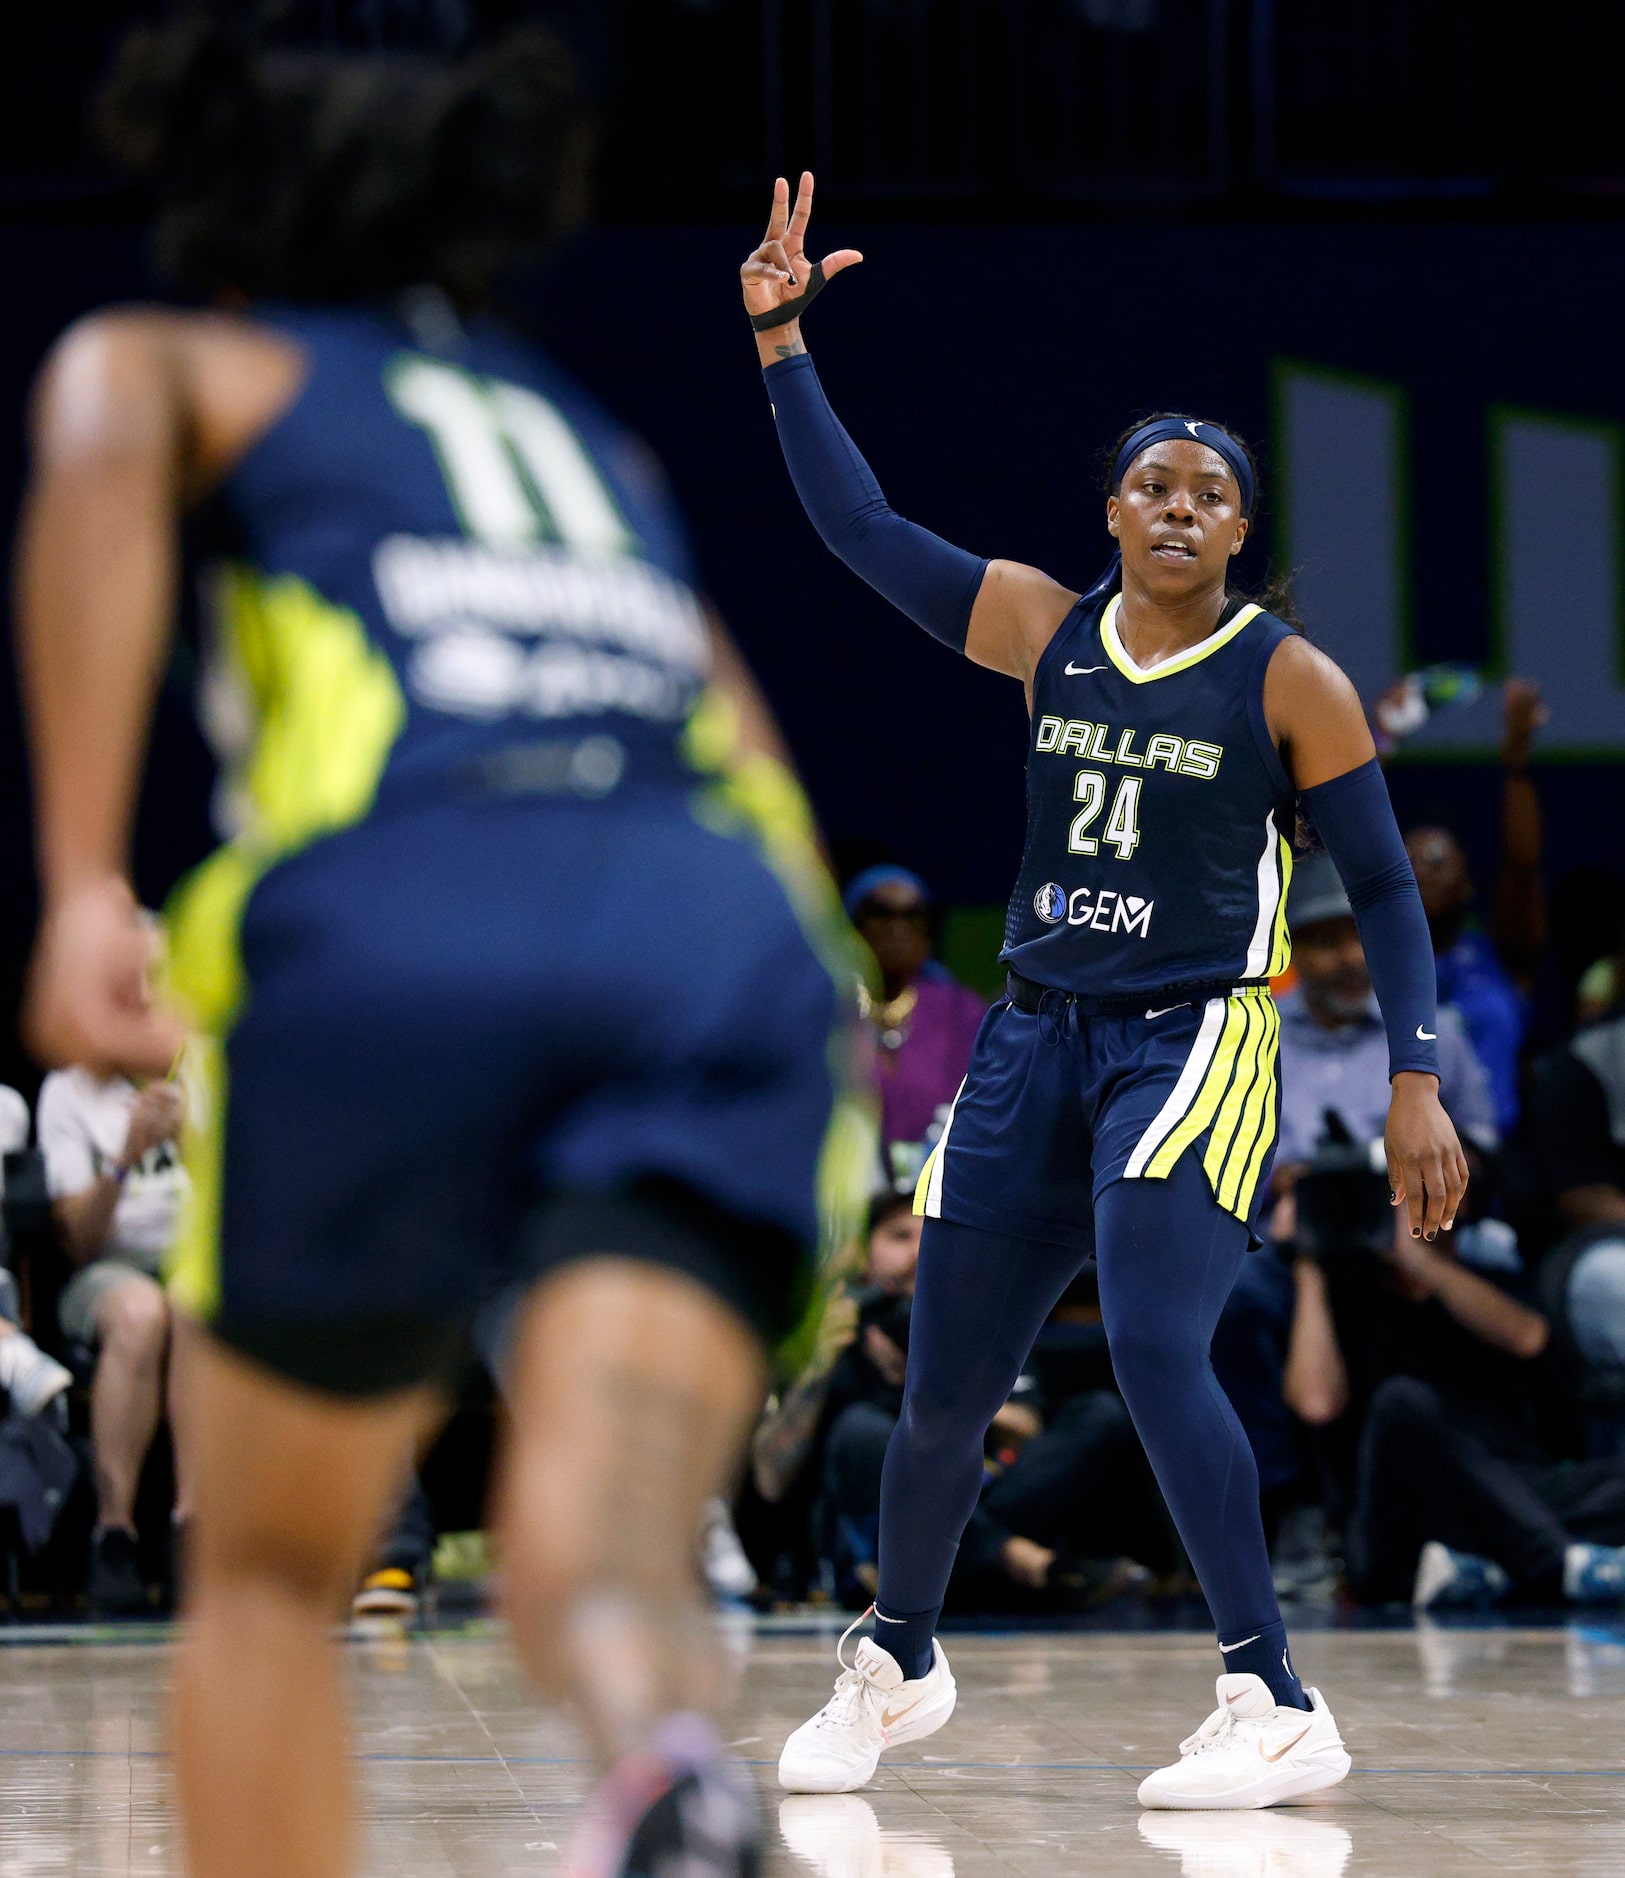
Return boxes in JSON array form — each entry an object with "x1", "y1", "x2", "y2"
[
  {"x1": 1064, "y1": 662, "x2": 1108, "y2": 675},
  {"x1": 1416, "y1": 1025, "x2": 1437, "y2": 1040},
  {"x1": 1145, "y1": 1004, "x2": 1186, "y2": 1021}
]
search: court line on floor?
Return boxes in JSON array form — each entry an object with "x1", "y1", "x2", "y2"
[{"x1": 1, "y1": 1746, "x2": 1622, "y2": 1777}]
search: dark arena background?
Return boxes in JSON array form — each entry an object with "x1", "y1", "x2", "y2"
[{"x1": 3, "y1": 5, "x2": 1625, "y2": 1875}]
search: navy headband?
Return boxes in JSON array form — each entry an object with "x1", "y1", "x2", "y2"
[{"x1": 1111, "y1": 418, "x2": 1256, "y2": 517}]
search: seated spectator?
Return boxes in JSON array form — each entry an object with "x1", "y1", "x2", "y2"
[
  {"x1": 1403, "y1": 678, "x2": 1547, "y2": 1136},
  {"x1": 0, "y1": 1086, "x2": 73, "y2": 1418},
  {"x1": 1295, "y1": 1197, "x2": 1625, "y2": 1611},
  {"x1": 1214, "y1": 852, "x2": 1500, "y2": 1523},
  {"x1": 844, "y1": 867, "x2": 985, "y2": 1189},
  {"x1": 1524, "y1": 995, "x2": 1625, "y2": 1406},
  {"x1": 38, "y1": 1066, "x2": 191, "y2": 1615}
]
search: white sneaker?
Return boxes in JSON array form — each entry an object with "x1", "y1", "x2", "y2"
[
  {"x1": 0, "y1": 1331, "x2": 73, "y2": 1418},
  {"x1": 1136, "y1": 1674, "x2": 1350, "y2": 1811},
  {"x1": 778, "y1": 1611, "x2": 957, "y2": 1793}
]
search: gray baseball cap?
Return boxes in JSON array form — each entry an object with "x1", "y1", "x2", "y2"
[{"x1": 1287, "y1": 852, "x2": 1354, "y2": 936}]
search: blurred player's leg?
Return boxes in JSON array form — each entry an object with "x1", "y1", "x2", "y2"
[
  {"x1": 497, "y1": 1259, "x2": 767, "y2": 1875},
  {"x1": 172, "y1": 1333, "x2": 436, "y2": 1878}
]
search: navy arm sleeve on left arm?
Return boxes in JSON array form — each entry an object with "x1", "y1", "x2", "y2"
[
  {"x1": 1300, "y1": 759, "x2": 1442, "y2": 1080},
  {"x1": 763, "y1": 352, "x2": 988, "y2": 653}
]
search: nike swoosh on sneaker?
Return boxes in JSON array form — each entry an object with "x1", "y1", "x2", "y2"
[
  {"x1": 1218, "y1": 1635, "x2": 1261, "y2": 1653},
  {"x1": 880, "y1": 1697, "x2": 926, "y2": 1730},
  {"x1": 1064, "y1": 662, "x2": 1108, "y2": 675},
  {"x1": 1260, "y1": 1725, "x2": 1314, "y2": 1763}
]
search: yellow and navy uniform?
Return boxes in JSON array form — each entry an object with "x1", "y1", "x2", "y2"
[
  {"x1": 917, "y1": 590, "x2": 1297, "y2": 1241},
  {"x1": 163, "y1": 304, "x2": 869, "y2": 1393}
]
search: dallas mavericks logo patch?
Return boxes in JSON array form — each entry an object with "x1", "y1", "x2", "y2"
[{"x1": 1034, "y1": 883, "x2": 1067, "y2": 924}]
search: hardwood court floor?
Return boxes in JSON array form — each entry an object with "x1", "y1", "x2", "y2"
[{"x1": 1, "y1": 1616, "x2": 1622, "y2": 1874}]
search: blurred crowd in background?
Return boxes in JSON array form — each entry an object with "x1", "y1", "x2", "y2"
[{"x1": 7, "y1": 664, "x2": 1625, "y2": 1627}]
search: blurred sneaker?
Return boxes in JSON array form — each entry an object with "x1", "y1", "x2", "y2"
[
  {"x1": 778, "y1": 1613, "x2": 956, "y2": 1794},
  {"x1": 1412, "y1": 1540, "x2": 1511, "y2": 1610},
  {"x1": 1565, "y1": 1542, "x2": 1625, "y2": 1604},
  {"x1": 0, "y1": 1331, "x2": 72, "y2": 1418},
  {"x1": 352, "y1": 1566, "x2": 421, "y2": 1621},
  {"x1": 86, "y1": 1526, "x2": 149, "y2": 1618},
  {"x1": 1137, "y1": 1808, "x2": 1354, "y2": 1875},
  {"x1": 1136, "y1": 1674, "x2": 1350, "y2": 1811},
  {"x1": 701, "y1": 1497, "x2": 758, "y2": 1603},
  {"x1": 567, "y1": 1711, "x2": 760, "y2": 1878}
]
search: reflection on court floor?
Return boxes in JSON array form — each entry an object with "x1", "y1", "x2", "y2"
[{"x1": 0, "y1": 1618, "x2": 1621, "y2": 1874}]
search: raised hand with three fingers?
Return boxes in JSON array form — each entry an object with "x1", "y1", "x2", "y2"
[{"x1": 741, "y1": 171, "x2": 862, "y2": 364}]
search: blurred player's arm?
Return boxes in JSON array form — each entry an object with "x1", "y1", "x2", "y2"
[
  {"x1": 742, "y1": 173, "x2": 1076, "y2": 691},
  {"x1": 17, "y1": 310, "x2": 302, "y2": 1073},
  {"x1": 17, "y1": 312, "x2": 190, "y2": 1073},
  {"x1": 19, "y1": 314, "x2": 185, "y2": 906},
  {"x1": 702, "y1": 610, "x2": 796, "y2": 774}
]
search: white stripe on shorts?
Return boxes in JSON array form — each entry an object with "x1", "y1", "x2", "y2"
[
  {"x1": 922, "y1": 1077, "x2": 967, "y2": 1219},
  {"x1": 1122, "y1": 997, "x2": 1228, "y2": 1179}
]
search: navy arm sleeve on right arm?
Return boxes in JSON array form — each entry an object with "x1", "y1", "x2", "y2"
[
  {"x1": 763, "y1": 352, "x2": 988, "y2": 653},
  {"x1": 1300, "y1": 758, "x2": 1442, "y2": 1081}
]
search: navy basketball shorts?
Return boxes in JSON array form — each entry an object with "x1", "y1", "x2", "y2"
[
  {"x1": 167, "y1": 793, "x2": 853, "y2": 1396},
  {"x1": 914, "y1": 986, "x2": 1281, "y2": 1250}
]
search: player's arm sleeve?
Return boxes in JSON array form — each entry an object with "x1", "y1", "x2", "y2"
[
  {"x1": 763, "y1": 352, "x2": 988, "y2": 653},
  {"x1": 1300, "y1": 758, "x2": 1442, "y2": 1080}
]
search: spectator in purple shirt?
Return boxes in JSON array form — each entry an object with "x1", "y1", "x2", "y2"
[{"x1": 844, "y1": 866, "x2": 986, "y2": 1187}]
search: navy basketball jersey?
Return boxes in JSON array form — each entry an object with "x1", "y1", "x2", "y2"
[
  {"x1": 1002, "y1": 591, "x2": 1298, "y2": 999},
  {"x1": 202, "y1": 302, "x2": 710, "y2": 837}
]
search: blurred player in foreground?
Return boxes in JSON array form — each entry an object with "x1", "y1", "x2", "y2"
[{"x1": 17, "y1": 17, "x2": 864, "y2": 1877}]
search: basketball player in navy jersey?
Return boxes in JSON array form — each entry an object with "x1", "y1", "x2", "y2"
[
  {"x1": 744, "y1": 175, "x2": 1467, "y2": 1809},
  {"x1": 17, "y1": 27, "x2": 866, "y2": 1878}
]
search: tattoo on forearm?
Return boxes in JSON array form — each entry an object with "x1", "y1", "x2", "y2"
[
  {"x1": 774, "y1": 340, "x2": 806, "y2": 359},
  {"x1": 751, "y1": 1374, "x2": 830, "y2": 1502}
]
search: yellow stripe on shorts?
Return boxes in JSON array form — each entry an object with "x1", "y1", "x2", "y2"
[{"x1": 1138, "y1": 987, "x2": 1281, "y2": 1223}]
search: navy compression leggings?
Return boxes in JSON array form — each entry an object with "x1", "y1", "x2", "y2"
[{"x1": 877, "y1": 1154, "x2": 1282, "y2": 1649}]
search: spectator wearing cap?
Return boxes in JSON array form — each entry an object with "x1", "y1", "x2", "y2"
[
  {"x1": 843, "y1": 866, "x2": 986, "y2": 1187},
  {"x1": 1273, "y1": 853, "x2": 1499, "y2": 1172}
]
